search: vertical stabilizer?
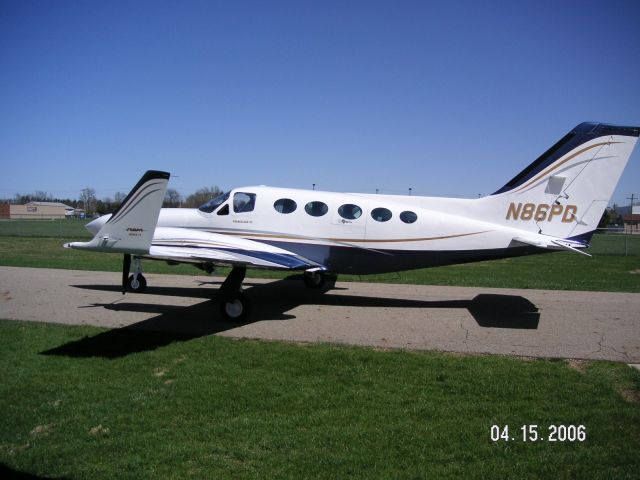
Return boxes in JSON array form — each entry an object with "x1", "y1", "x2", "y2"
[{"x1": 482, "y1": 123, "x2": 639, "y2": 241}]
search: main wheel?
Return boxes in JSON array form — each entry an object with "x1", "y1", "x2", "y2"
[
  {"x1": 219, "y1": 291, "x2": 250, "y2": 322},
  {"x1": 127, "y1": 274, "x2": 147, "y2": 293},
  {"x1": 304, "y1": 271, "x2": 325, "y2": 289}
]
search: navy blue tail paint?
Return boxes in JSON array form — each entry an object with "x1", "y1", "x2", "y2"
[{"x1": 492, "y1": 123, "x2": 640, "y2": 195}]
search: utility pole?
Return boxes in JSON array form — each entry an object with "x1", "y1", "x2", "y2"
[{"x1": 627, "y1": 193, "x2": 637, "y2": 236}]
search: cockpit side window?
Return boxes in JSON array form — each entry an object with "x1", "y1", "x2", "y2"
[
  {"x1": 233, "y1": 192, "x2": 256, "y2": 213},
  {"x1": 198, "y1": 191, "x2": 230, "y2": 213},
  {"x1": 217, "y1": 204, "x2": 229, "y2": 216}
]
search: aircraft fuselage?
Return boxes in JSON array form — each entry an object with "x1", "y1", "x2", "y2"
[{"x1": 155, "y1": 187, "x2": 536, "y2": 275}]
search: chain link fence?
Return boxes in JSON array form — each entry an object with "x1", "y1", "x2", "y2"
[{"x1": 590, "y1": 229, "x2": 639, "y2": 256}]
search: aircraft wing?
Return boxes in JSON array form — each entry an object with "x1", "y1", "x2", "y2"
[
  {"x1": 64, "y1": 170, "x2": 324, "y2": 271},
  {"x1": 148, "y1": 227, "x2": 324, "y2": 270}
]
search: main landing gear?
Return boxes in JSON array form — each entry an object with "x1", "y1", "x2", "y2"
[
  {"x1": 303, "y1": 270, "x2": 326, "y2": 289},
  {"x1": 122, "y1": 254, "x2": 147, "y2": 293},
  {"x1": 118, "y1": 257, "x2": 331, "y2": 323},
  {"x1": 217, "y1": 267, "x2": 335, "y2": 322},
  {"x1": 216, "y1": 266, "x2": 250, "y2": 322},
  {"x1": 303, "y1": 269, "x2": 336, "y2": 291},
  {"x1": 119, "y1": 255, "x2": 249, "y2": 322}
]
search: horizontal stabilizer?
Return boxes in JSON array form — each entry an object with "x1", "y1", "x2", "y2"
[{"x1": 511, "y1": 234, "x2": 591, "y2": 257}]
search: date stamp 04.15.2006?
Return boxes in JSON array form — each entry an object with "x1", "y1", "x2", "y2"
[{"x1": 490, "y1": 425, "x2": 586, "y2": 443}]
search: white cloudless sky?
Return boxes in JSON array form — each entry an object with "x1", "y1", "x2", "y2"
[{"x1": 1, "y1": 0, "x2": 639, "y2": 206}]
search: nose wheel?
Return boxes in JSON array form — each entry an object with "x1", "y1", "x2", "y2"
[
  {"x1": 122, "y1": 254, "x2": 147, "y2": 293},
  {"x1": 127, "y1": 273, "x2": 147, "y2": 293}
]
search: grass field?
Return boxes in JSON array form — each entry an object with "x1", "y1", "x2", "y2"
[
  {"x1": 1, "y1": 320, "x2": 639, "y2": 479},
  {"x1": 1, "y1": 224, "x2": 638, "y2": 478},
  {"x1": 1, "y1": 233, "x2": 639, "y2": 292},
  {"x1": 0, "y1": 218, "x2": 92, "y2": 239}
]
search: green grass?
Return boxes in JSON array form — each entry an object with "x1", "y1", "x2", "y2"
[
  {"x1": 0, "y1": 218, "x2": 92, "y2": 239},
  {"x1": 1, "y1": 235, "x2": 638, "y2": 292},
  {"x1": 1, "y1": 320, "x2": 639, "y2": 479},
  {"x1": 343, "y1": 252, "x2": 640, "y2": 291}
]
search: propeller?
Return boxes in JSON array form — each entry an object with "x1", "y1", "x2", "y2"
[{"x1": 122, "y1": 254, "x2": 131, "y2": 294}]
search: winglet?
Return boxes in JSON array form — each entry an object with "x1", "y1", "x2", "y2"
[{"x1": 66, "y1": 170, "x2": 170, "y2": 254}]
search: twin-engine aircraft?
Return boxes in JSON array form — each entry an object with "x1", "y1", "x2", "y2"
[{"x1": 66, "y1": 122, "x2": 639, "y2": 321}]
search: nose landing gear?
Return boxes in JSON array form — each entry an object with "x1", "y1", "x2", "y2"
[{"x1": 122, "y1": 254, "x2": 147, "y2": 293}]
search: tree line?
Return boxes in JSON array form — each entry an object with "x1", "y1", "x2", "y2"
[{"x1": 2, "y1": 186, "x2": 223, "y2": 216}]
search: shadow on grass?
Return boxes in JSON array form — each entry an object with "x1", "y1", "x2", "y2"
[
  {"x1": 41, "y1": 278, "x2": 539, "y2": 359},
  {"x1": 0, "y1": 464, "x2": 64, "y2": 480}
]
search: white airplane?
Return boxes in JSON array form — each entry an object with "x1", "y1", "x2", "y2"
[{"x1": 66, "y1": 122, "x2": 639, "y2": 321}]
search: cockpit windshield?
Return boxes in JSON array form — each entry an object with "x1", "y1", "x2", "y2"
[{"x1": 198, "y1": 191, "x2": 230, "y2": 213}]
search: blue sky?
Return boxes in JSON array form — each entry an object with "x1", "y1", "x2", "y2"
[{"x1": 1, "y1": 0, "x2": 639, "y2": 205}]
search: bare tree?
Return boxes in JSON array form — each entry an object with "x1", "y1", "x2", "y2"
[
  {"x1": 164, "y1": 188, "x2": 182, "y2": 207},
  {"x1": 79, "y1": 187, "x2": 96, "y2": 216},
  {"x1": 34, "y1": 190, "x2": 53, "y2": 202},
  {"x1": 184, "y1": 186, "x2": 223, "y2": 208},
  {"x1": 114, "y1": 192, "x2": 126, "y2": 204},
  {"x1": 13, "y1": 191, "x2": 53, "y2": 204}
]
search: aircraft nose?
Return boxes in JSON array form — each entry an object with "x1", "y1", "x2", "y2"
[{"x1": 85, "y1": 214, "x2": 111, "y2": 235}]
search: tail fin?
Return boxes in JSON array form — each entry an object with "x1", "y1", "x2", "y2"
[
  {"x1": 66, "y1": 170, "x2": 170, "y2": 254},
  {"x1": 484, "y1": 122, "x2": 639, "y2": 241}
]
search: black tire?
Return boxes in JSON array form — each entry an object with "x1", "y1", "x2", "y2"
[
  {"x1": 303, "y1": 271, "x2": 325, "y2": 289},
  {"x1": 127, "y1": 274, "x2": 147, "y2": 293},
  {"x1": 219, "y1": 291, "x2": 250, "y2": 322}
]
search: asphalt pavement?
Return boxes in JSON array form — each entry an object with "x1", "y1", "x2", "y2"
[{"x1": 1, "y1": 266, "x2": 638, "y2": 362}]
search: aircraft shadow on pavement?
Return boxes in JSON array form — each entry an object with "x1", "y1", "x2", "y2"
[{"x1": 41, "y1": 278, "x2": 539, "y2": 359}]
